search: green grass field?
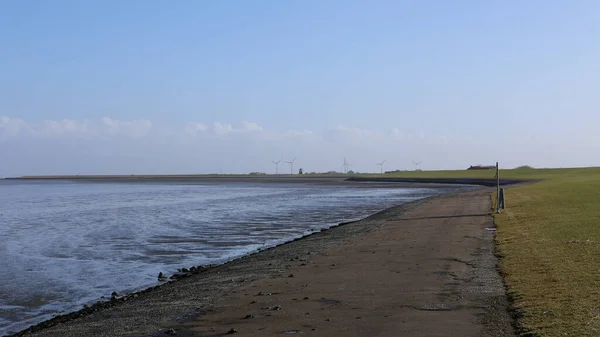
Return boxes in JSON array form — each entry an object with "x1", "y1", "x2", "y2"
[
  {"x1": 495, "y1": 169, "x2": 600, "y2": 336},
  {"x1": 386, "y1": 166, "x2": 600, "y2": 336},
  {"x1": 378, "y1": 166, "x2": 599, "y2": 180}
]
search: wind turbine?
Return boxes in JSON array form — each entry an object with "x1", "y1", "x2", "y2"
[
  {"x1": 412, "y1": 161, "x2": 423, "y2": 171},
  {"x1": 285, "y1": 157, "x2": 296, "y2": 174},
  {"x1": 376, "y1": 160, "x2": 386, "y2": 174},
  {"x1": 341, "y1": 157, "x2": 351, "y2": 174},
  {"x1": 272, "y1": 158, "x2": 282, "y2": 175}
]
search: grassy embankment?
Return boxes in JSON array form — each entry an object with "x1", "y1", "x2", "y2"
[{"x1": 384, "y1": 166, "x2": 600, "y2": 336}]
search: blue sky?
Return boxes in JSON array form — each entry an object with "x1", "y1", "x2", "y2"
[{"x1": 2, "y1": 1, "x2": 600, "y2": 176}]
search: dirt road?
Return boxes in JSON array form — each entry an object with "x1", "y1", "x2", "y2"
[{"x1": 171, "y1": 189, "x2": 514, "y2": 337}]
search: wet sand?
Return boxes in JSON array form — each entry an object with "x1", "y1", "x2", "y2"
[{"x1": 9, "y1": 188, "x2": 514, "y2": 337}]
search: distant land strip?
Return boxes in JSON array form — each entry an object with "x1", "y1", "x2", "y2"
[
  {"x1": 346, "y1": 176, "x2": 531, "y2": 187},
  {"x1": 4, "y1": 174, "x2": 530, "y2": 187}
]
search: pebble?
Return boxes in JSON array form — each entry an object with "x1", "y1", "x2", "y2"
[
  {"x1": 227, "y1": 328, "x2": 239, "y2": 334},
  {"x1": 170, "y1": 272, "x2": 189, "y2": 280},
  {"x1": 164, "y1": 328, "x2": 177, "y2": 335}
]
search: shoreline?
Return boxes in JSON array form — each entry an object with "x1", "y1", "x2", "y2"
[
  {"x1": 5, "y1": 184, "x2": 516, "y2": 337},
  {"x1": 5, "y1": 189, "x2": 457, "y2": 337}
]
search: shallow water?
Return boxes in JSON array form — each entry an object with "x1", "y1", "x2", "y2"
[{"x1": 0, "y1": 180, "x2": 460, "y2": 335}]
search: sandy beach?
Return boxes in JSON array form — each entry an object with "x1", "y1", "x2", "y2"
[{"x1": 8, "y1": 187, "x2": 514, "y2": 337}]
